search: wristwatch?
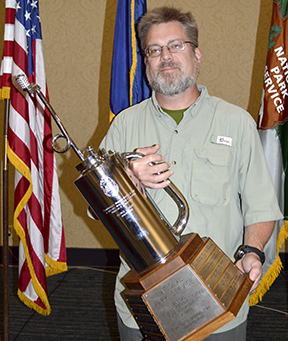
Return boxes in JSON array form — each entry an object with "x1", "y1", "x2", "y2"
[{"x1": 235, "y1": 245, "x2": 265, "y2": 265}]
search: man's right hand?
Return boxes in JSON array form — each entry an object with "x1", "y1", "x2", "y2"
[{"x1": 129, "y1": 144, "x2": 174, "y2": 189}]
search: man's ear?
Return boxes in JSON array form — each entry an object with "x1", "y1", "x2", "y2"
[
  {"x1": 195, "y1": 48, "x2": 202, "y2": 64},
  {"x1": 144, "y1": 56, "x2": 147, "y2": 66}
]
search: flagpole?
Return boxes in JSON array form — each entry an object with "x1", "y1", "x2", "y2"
[{"x1": 2, "y1": 98, "x2": 10, "y2": 341}]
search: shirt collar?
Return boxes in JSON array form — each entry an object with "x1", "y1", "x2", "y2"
[{"x1": 151, "y1": 85, "x2": 207, "y2": 117}]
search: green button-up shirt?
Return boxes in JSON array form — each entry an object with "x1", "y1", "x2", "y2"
[{"x1": 100, "y1": 85, "x2": 282, "y2": 333}]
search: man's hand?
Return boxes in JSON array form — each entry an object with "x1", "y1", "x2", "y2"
[
  {"x1": 130, "y1": 144, "x2": 174, "y2": 189},
  {"x1": 235, "y1": 253, "x2": 262, "y2": 293},
  {"x1": 236, "y1": 221, "x2": 275, "y2": 292}
]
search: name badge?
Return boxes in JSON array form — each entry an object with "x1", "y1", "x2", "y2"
[{"x1": 216, "y1": 136, "x2": 232, "y2": 147}]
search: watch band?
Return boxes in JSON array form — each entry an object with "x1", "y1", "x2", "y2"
[{"x1": 235, "y1": 245, "x2": 265, "y2": 265}]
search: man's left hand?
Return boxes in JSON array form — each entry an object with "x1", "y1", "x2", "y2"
[{"x1": 235, "y1": 253, "x2": 262, "y2": 292}]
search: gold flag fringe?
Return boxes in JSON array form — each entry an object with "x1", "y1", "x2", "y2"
[
  {"x1": 0, "y1": 86, "x2": 11, "y2": 100},
  {"x1": 129, "y1": 0, "x2": 137, "y2": 107},
  {"x1": 7, "y1": 142, "x2": 67, "y2": 315},
  {"x1": 249, "y1": 220, "x2": 288, "y2": 306},
  {"x1": 45, "y1": 254, "x2": 67, "y2": 277},
  {"x1": 109, "y1": 110, "x2": 115, "y2": 123}
]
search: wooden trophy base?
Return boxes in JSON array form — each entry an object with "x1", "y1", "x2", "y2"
[{"x1": 124, "y1": 233, "x2": 252, "y2": 341}]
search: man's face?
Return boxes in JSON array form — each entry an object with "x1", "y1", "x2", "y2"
[{"x1": 145, "y1": 21, "x2": 201, "y2": 96}]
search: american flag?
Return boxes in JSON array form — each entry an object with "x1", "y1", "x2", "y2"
[{"x1": 1, "y1": 0, "x2": 67, "y2": 315}]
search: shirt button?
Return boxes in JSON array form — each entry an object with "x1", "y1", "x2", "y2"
[
  {"x1": 172, "y1": 161, "x2": 176, "y2": 165},
  {"x1": 174, "y1": 130, "x2": 178, "y2": 134}
]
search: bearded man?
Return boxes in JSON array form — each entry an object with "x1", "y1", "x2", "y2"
[{"x1": 99, "y1": 6, "x2": 282, "y2": 341}]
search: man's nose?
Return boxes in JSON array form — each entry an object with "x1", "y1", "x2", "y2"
[{"x1": 160, "y1": 46, "x2": 173, "y2": 61}]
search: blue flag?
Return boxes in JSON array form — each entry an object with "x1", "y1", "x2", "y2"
[{"x1": 110, "y1": 0, "x2": 150, "y2": 120}]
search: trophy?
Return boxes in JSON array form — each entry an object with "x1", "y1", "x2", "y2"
[{"x1": 16, "y1": 75, "x2": 253, "y2": 341}]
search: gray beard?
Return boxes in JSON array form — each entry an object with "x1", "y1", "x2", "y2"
[{"x1": 146, "y1": 61, "x2": 199, "y2": 96}]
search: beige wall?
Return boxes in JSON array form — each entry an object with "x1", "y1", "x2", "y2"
[{"x1": 0, "y1": 0, "x2": 281, "y2": 249}]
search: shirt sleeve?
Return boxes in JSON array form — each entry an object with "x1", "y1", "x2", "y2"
[
  {"x1": 238, "y1": 116, "x2": 283, "y2": 226},
  {"x1": 99, "y1": 114, "x2": 125, "y2": 153}
]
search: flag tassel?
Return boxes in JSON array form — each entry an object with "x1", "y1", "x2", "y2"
[{"x1": 249, "y1": 221, "x2": 288, "y2": 306}]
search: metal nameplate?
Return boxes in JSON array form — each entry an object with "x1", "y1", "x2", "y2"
[
  {"x1": 205, "y1": 255, "x2": 230, "y2": 289},
  {"x1": 191, "y1": 239, "x2": 216, "y2": 272},
  {"x1": 220, "y1": 271, "x2": 245, "y2": 307},
  {"x1": 213, "y1": 263, "x2": 238, "y2": 299},
  {"x1": 198, "y1": 248, "x2": 223, "y2": 281},
  {"x1": 143, "y1": 266, "x2": 223, "y2": 341}
]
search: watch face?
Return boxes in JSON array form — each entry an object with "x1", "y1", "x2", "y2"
[
  {"x1": 238, "y1": 250, "x2": 245, "y2": 258},
  {"x1": 236, "y1": 245, "x2": 265, "y2": 264}
]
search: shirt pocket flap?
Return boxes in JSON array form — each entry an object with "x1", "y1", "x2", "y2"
[
  {"x1": 192, "y1": 146, "x2": 232, "y2": 206},
  {"x1": 194, "y1": 146, "x2": 232, "y2": 167}
]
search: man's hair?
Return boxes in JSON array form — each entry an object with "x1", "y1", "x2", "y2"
[{"x1": 137, "y1": 7, "x2": 199, "y2": 51}]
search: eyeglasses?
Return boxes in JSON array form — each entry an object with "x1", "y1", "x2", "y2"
[{"x1": 144, "y1": 39, "x2": 193, "y2": 58}]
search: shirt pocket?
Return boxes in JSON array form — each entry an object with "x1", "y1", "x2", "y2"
[{"x1": 191, "y1": 146, "x2": 232, "y2": 206}]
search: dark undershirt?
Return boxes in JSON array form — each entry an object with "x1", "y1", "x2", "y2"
[{"x1": 161, "y1": 107, "x2": 188, "y2": 125}]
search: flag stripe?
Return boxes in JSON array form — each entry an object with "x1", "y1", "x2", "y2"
[
  {"x1": 14, "y1": 177, "x2": 30, "y2": 210},
  {"x1": 28, "y1": 193, "x2": 45, "y2": 237},
  {"x1": 13, "y1": 41, "x2": 28, "y2": 74},
  {"x1": 4, "y1": 9, "x2": 16, "y2": 24},
  {"x1": 18, "y1": 262, "x2": 31, "y2": 291},
  {"x1": 1, "y1": 56, "x2": 13, "y2": 70},
  {"x1": 4, "y1": 25, "x2": 15, "y2": 41},
  {"x1": 8, "y1": 128, "x2": 31, "y2": 169},
  {"x1": 6, "y1": 0, "x2": 16, "y2": 9}
]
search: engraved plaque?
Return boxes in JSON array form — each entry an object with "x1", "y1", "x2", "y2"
[
  {"x1": 198, "y1": 248, "x2": 222, "y2": 281},
  {"x1": 220, "y1": 271, "x2": 245, "y2": 307},
  {"x1": 143, "y1": 265, "x2": 224, "y2": 341},
  {"x1": 213, "y1": 263, "x2": 238, "y2": 299},
  {"x1": 192, "y1": 239, "x2": 215, "y2": 271},
  {"x1": 205, "y1": 255, "x2": 230, "y2": 289}
]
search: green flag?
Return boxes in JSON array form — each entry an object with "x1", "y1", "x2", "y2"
[{"x1": 253, "y1": 0, "x2": 288, "y2": 306}]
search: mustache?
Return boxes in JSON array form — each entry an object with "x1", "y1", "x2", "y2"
[{"x1": 156, "y1": 61, "x2": 181, "y2": 72}]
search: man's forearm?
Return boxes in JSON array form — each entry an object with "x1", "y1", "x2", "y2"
[{"x1": 244, "y1": 221, "x2": 275, "y2": 251}]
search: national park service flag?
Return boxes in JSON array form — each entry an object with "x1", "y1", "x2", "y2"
[{"x1": 253, "y1": 0, "x2": 288, "y2": 306}]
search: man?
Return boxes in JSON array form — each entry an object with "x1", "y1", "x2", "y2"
[{"x1": 100, "y1": 7, "x2": 283, "y2": 341}]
